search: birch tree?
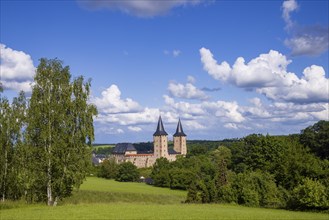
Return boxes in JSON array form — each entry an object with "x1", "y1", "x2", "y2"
[
  {"x1": 25, "y1": 58, "x2": 97, "y2": 206},
  {"x1": 0, "y1": 91, "x2": 27, "y2": 201}
]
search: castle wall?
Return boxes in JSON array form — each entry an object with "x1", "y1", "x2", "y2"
[
  {"x1": 112, "y1": 153, "x2": 183, "y2": 168},
  {"x1": 125, "y1": 155, "x2": 156, "y2": 168}
]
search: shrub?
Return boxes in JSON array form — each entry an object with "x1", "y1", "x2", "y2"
[
  {"x1": 115, "y1": 162, "x2": 139, "y2": 182},
  {"x1": 291, "y1": 178, "x2": 329, "y2": 210},
  {"x1": 232, "y1": 171, "x2": 285, "y2": 208},
  {"x1": 169, "y1": 168, "x2": 194, "y2": 190},
  {"x1": 97, "y1": 158, "x2": 118, "y2": 179}
]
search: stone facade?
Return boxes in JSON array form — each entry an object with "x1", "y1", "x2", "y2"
[{"x1": 112, "y1": 117, "x2": 187, "y2": 168}]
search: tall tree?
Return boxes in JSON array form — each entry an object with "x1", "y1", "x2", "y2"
[
  {"x1": 0, "y1": 91, "x2": 27, "y2": 201},
  {"x1": 25, "y1": 58, "x2": 97, "y2": 206}
]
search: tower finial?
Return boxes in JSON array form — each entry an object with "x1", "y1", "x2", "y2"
[{"x1": 153, "y1": 116, "x2": 168, "y2": 136}]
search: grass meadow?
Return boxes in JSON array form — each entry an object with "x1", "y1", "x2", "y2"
[{"x1": 1, "y1": 177, "x2": 328, "y2": 220}]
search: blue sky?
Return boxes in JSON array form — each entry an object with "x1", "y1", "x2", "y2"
[{"x1": 1, "y1": 0, "x2": 328, "y2": 143}]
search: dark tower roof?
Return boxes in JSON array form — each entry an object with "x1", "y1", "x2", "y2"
[
  {"x1": 173, "y1": 118, "x2": 186, "y2": 137},
  {"x1": 153, "y1": 116, "x2": 168, "y2": 136}
]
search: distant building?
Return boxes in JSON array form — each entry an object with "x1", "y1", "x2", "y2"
[
  {"x1": 111, "y1": 116, "x2": 187, "y2": 168},
  {"x1": 92, "y1": 152, "x2": 107, "y2": 165}
]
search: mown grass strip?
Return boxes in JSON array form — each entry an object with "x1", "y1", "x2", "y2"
[
  {"x1": 79, "y1": 177, "x2": 186, "y2": 197},
  {"x1": 63, "y1": 190, "x2": 185, "y2": 204}
]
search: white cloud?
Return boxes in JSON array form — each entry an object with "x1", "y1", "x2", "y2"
[
  {"x1": 200, "y1": 48, "x2": 291, "y2": 87},
  {"x1": 282, "y1": 0, "x2": 298, "y2": 29},
  {"x1": 184, "y1": 120, "x2": 206, "y2": 130},
  {"x1": 224, "y1": 123, "x2": 250, "y2": 130},
  {"x1": 0, "y1": 44, "x2": 35, "y2": 92},
  {"x1": 164, "y1": 95, "x2": 245, "y2": 123},
  {"x1": 309, "y1": 103, "x2": 329, "y2": 121},
  {"x1": 96, "y1": 127, "x2": 124, "y2": 135},
  {"x1": 164, "y1": 49, "x2": 182, "y2": 57},
  {"x1": 187, "y1": 76, "x2": 196, "y2": 84},
  {"x1": 92, "y1": 84, "x2": 141, "y2": 114},
  {"x1": 168, "y1": 81, "x2": 208, "y2": 100},
  {"x1": 200, "y1": 47, "x2": 329, "y2": 104},
  {"x1": 164, "y1": 95, "x2": 205, "y2": 116},
  {"x1": 128, "y1": 126, "x2": 142, "y2": 132},
  {"x1": 203, "y1": 101, "x2": 245, "y2": 123},
  {"x1": 95, "y1": 106, "x2": 161, "y2": 126},
  {"x1": 243, "y1": 98, "x2": 328, "y2": 124},
  {"x1": 257, "y1": 65, "x2": 328, "y2": 103},
  {"x1": 244, "y1": 98, "x2": 271, "y2": 119},
  {"x1": 78, "y1": 0, "x2": 207, "y2": 17},
  {"x1": 173, "y1": 49, "x2": 181, "y2": 57},
  {"x1": 281, "y1": 0, "x2": 328, "y2": 56},
  {"x1": 284, "y1": 26, "x2": 329, "y2": 56},
  {"x1": 1, "y1": 80, "x2": 33, "y2": 93}
]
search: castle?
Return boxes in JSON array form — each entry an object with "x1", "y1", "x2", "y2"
[{"x1": 112, "y1": 116, "x2": 187, "y2": 168}]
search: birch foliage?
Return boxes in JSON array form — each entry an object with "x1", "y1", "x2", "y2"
[{"x1": 25, "y1": 58, "x2": 97, "y2": 205}]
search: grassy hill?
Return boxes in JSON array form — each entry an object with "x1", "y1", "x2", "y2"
[
  {"x1": 1, "y1": 177, "x2": 328, "y2": 220},
  {"x1": 64, "y1": 177, "x2": 186, "y2": 204}
]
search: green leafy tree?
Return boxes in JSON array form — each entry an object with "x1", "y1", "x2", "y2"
[
  {"x1": 115, "y1": 162, "x2": 139, "y2": 182},
  {"x1": 231, "y1": 171, "x2": 284, "y2": 208},
  {"x1": 300, "y1": 120, "x2": 329, "y2": 159},
  {"x1": 25, "y1": 58, "x2": 97, "y2": 206},
  {"x1": 0, "y1": 91, "x2": 26, "y2": 201},
  {"x1": 151, "y1": 157, "x2": 171, "y2": 187},
  {"x1": 169, "y1": 167, "x2": 194, "y2": 190},
  {"x1": 275, "y1": 136, "x2": 325, "y2": 190}
]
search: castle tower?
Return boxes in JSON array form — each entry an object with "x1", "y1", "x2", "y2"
[
  {"x1": 153, "y1": 116, "x2": 168, "y2": 158},
  {"x1": 173, "y1": 119, "x2": 187, "y2": 155}
]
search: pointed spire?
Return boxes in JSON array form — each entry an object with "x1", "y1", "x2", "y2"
[
  {"x1": 174, "y1": 118, "x2": 186, "y2": 137},
  {"x1": 153, "y1": 116, "x2": 168, "y2": 136}
]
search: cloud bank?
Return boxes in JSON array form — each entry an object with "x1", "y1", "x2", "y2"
[
  {"x1": 200, "y1": 47, "x2": 329, "y2": 104},
  {"x1": 0, "y1": 44, "x2": 35, "y2": 92}
]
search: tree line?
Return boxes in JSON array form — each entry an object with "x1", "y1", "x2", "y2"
[{"x1": 0, "y1": 58, "x2": 97, "y2": 206}]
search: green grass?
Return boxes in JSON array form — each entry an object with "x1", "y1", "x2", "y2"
[
  {"x1": 1, "y1": 177, "x2": 328, "y2": 220},
  {"x1": 1, "y1": 203, "x2": 328, "y2": 220},
  {"x1": 64, "y1": 177, "x2": 186, "y2": 204},
  {"x1": 80, "y1": 177, "x2": 186, "y2": 196}
]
